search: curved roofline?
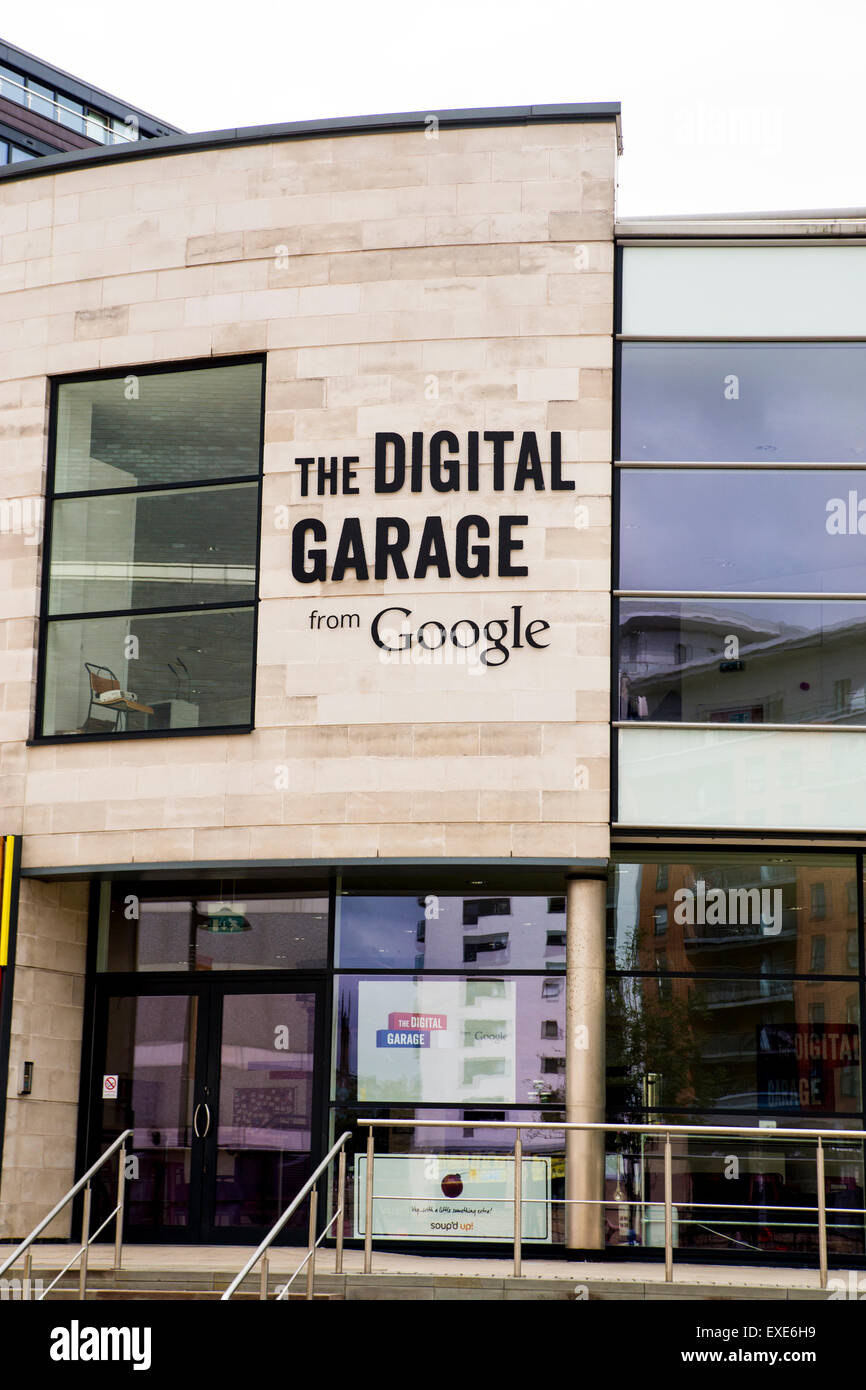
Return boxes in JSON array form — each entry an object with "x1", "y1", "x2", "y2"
[{"x1": 0, "y1": 100, "x2": 622, "y2": 184}]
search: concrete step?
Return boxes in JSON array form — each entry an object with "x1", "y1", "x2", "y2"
[
  {"x1": 21, "y1": 1267, "x2": 833, "y2": 1301},
  {"x1": 44, "y1": 1288, "x2": 341, "y2": 1301}
]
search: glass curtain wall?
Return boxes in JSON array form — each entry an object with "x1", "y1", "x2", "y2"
[{"x1": 607, "y1": 853, "x2": 865, "y2": 1258}]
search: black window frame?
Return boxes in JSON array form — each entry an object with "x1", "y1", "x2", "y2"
[{"x1": 32, "y1": 354, "x2": 266, "y2": 746}]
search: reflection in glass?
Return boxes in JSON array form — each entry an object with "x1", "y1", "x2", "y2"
[
  {"x1": 54, "y1": 363, "x2": 263, "y2": 493},
  {"x1": 619, "y1": 470, "x2": 866, "y2": 593},
  {"x1": 334, "y1": 976, "x2": 565, "y2": 1107},
  {"x1": 337, "y1": 894, "x2": 566, "y2": 971},
  {"x1": 101, "y1": 886, "x2": 329, "y2": 972},
  {"x1": 331, "y1": 1108, "x2": 566, "y2": 1244},
  {"x1": 620, "y1": 343, "x2": 866, "y2": 462},
  {"x1": 216, "y1": 993, "x2": 315, "y2": 1229},
  {"x1": 100, "y1": 995, "x2": 198, "y2": 1230},
  {"x1": 48, "y1": 484, "x2": 258, "y2": 615},
  {"x1": 602, "y1": 1124, "x2": 864, "y2": 1256},
  {"x1": 41, "y1": 606, "x2": 255, "y2": 735},
  {"x1": 609, "y1": 857, "x2": 859, "y2": 976},
  {"x1": 607, "y1": 974, "x2": 861, "y2": 1114},
  {"x1": 618, "y1": 599, "x2": 866, "y2": 724}
]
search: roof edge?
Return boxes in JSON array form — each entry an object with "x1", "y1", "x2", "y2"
[{"x1": 0, "y1": 101, "x2": 622, "y2": 184}]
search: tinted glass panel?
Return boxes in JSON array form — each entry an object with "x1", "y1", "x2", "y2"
[
  {"x1": 610, "y1": 857, "x2": 859, "y2": 975},
  {"x1": 622, "y1": 245, "x2": 866, "y2": 338},
  {"x1": 620, "y1": 344, "x2": 866, "y2": 462},
  {"x1": 334, "y1": 976, "x2": 566, "y2": 1106},
  {"x1": 54, "y1": 363, "x2": 263, "y2": 492},
  {"x1": 101, "y1": 994, "x2": 197, "y2": 1229},
  {"x1": 27, "y1": 79, "x2": 54, "y2": 119},
  {"x1": 101, "y1": 887, "x2": 329, "y2": 971},
  {"x1": 331, "y1": 1108, "x2": 566, "y2": 1244},
  {"x1": 48, "y1": 483, "x2": 258, "y2": 615},
  {"x1": 620, "y1": 470, "x2": 866, "y2": 593},
  {"x1": 607, "y1": 975, "x2": 861, "y2": 1114},
  {"x1": 0, "y1": 64, "x2": 24, "y2": 103},
  {"x1": 598, "y1": 1121, "x2": 863, "y2": 1254},
  {"x1": 41, "y1": 606, "x2": 255, "y2": 736},
  {"x1": 56, "y1": 96, "x2": 85, "y2": 133},
  {"x1": 618, "y1": 598, "x2": 866, "y2": 724},
  {"x1": 337, "y1": 894, "x2": 566, "y2": 970}
]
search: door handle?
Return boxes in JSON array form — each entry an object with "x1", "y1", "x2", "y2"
[{"x1": 193, "y1": 1102, "x2": 211, "y2": 1139}]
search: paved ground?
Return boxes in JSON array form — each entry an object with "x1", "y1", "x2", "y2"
[{"x1": 7, "y1": 1242, "x2": 845, "y2": 1290}]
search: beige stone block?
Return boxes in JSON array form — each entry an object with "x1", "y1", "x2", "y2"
[
  {"x1": 488, "y1": 212, "x2": 549, "y2": 243},
  {"x1": 297, "y1": 283, "x2": 362, "y2": 316},
  {"x1": 542, "y1": 789, "x2": 610, "y2": 823},
  {"x1": 280, "y1": 695, "x2": 318, "y2": 723},
  {"x1": 73, "y1": 305, "x2": 129, "y2": 340},
  {"x1": 51, "y1": 803, "x2": 108, "y2": 834},
  {"x1": 548, "y1": 272, "x2": 612, "y2": 306},
  {"x1": 163, "y1": 797, "x2": 225, "y2": 828},
  {"x1": 213, "y1": 321, "x2": 268, "y2": 354},
  {"x1": 410, "y1": 790, "x2": 481, "y2": 822},
  {"x1": 193, "y1": 826, "x2": 252, "y2": 860},
  {"x1": 362, "y1": 217, "x2": 427, "y2": 250},
  {"x1": 349, "y1": 790, "x2": 414, "y2": 823},
  {"x1": 22, "y1": 803, "x2": 52, "y2": 834},
  {"x1": 266, "y1": 349, "x2": 299, "y2": 380},
  {"x1": 427, "y1": 152, "x2": 492, "y2": 184},
  {"x1": 155, "y1": 265, "x2": 214, "y2": 299},
  {"x1": 411, "y1": 724, "x2": 480, "y2": 757},
  {"x1": 443, "y1": 822, "x2": 512, "y2": 857},
  {"x1": 511, "y1": 822, "x2": 580, "y2": 857},
  {"x1": 99, "y1": 332, "x2": 157, "y2": 367},
  {"x1": 220, "y1": 793, "x2": 280, "y2": 826},
  {"x1": 266, "y1": 255, "x2": 330, "y2": 288},
  {"x1": 329, "y1": 250, "x2": 391, "y2": 283},
  {"x1": 147, "y1": 326, "x2": 215, "y2": 360},
  {"x1": 548, "y1": 399, "x2": 611, "y2": 432},
  {"x1": 268, "y1": 379, "x2": 326, "y2": 410},
  {"x1": 296, "y1": 344, "x2": 359, "y2": 377},
  {"x1": 477, "y1": 725, "x2": 541, "y2": 757},
  {"x1": 311, "y1": 822, "x2": 380, "y2": 858},
  {"x1": 127, "y1": 298, "x2": 186, "y2": 332},
  {"x1": 248, "y1": 825, "x2": 315, "y2": 858},
  {"x1": 378, "y1": 823, "x2": 446, "y2": 856},
  {"x1": 548, "y1": 211, "x2": 613, "y2": 241},
  {"x1": 345, "y1": 724, "x2": 412, "y2": 756},
  {"x1": 282, "y1": 792, "x2": 347, "y2": 824},
  {"x1": 186, "y1": 231, "x2": 244, "y2": 264},
  {"x1": 293, "y1": 407, "x2": 358, "y2": 440},
  {"x1": 131, "y1": 828, "x2": 195, "y2": 861}
]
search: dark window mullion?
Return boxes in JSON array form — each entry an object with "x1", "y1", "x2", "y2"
[{"x1": 49, "y1": 473, "x2": 260, "y2": 503}]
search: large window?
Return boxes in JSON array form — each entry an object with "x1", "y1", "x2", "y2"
[
  {"x1": 608, "y1": 853, "x2": 863, "y2": 1120},
  {"x1": 37, "y1": 358, "x2": 264, "y2": 739},
  {"x1": 617, "y1": 338, "x2": 866, "y2": 733}
]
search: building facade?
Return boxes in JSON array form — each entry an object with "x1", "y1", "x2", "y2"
[
  {"x1": 0, "y1": 103, "x2": 863, "y2": 1261},
  {"x1": 0, "y1": 37, "x2": 180, "y2": 167},
  {"x1": 0, "y1": 103, "x2": 618, "y2": 1250}
]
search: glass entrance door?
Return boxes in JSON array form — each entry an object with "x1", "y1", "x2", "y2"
[
  {"x1": 94, "y1": 981, "x2": 324, "y2": 1242},
  {"x1": 206, "y1": 990, "x2": 317, "y2": 1237}
]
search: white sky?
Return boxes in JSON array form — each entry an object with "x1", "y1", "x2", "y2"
[{"x1": 5, "y1": 0, "x2": 866, "y2": 217}]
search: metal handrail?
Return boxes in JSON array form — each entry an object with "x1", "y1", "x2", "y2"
[
  {"x1": 358, "y1": 1118, "x2": 866, "y2": 1287},
  {"x1": 0, "y1": 1128, "x2": 133, "y2": 1300},
  {"x1": 221, "y1": 1132, "x2": 352, "y2": 1301}
]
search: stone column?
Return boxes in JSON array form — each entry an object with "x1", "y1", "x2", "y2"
[{"x1": 565, "y1": 873, "x2": 607, "y2": 1249}]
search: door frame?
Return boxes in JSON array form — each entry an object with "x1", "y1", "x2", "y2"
[{"x1": 83, "y1": 970, "x2": 332, "y2": 1244}]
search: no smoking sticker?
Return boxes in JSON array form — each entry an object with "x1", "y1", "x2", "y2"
[{"x1": 102, "y1": 1074, "x2": 118, "y2": 1099}]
